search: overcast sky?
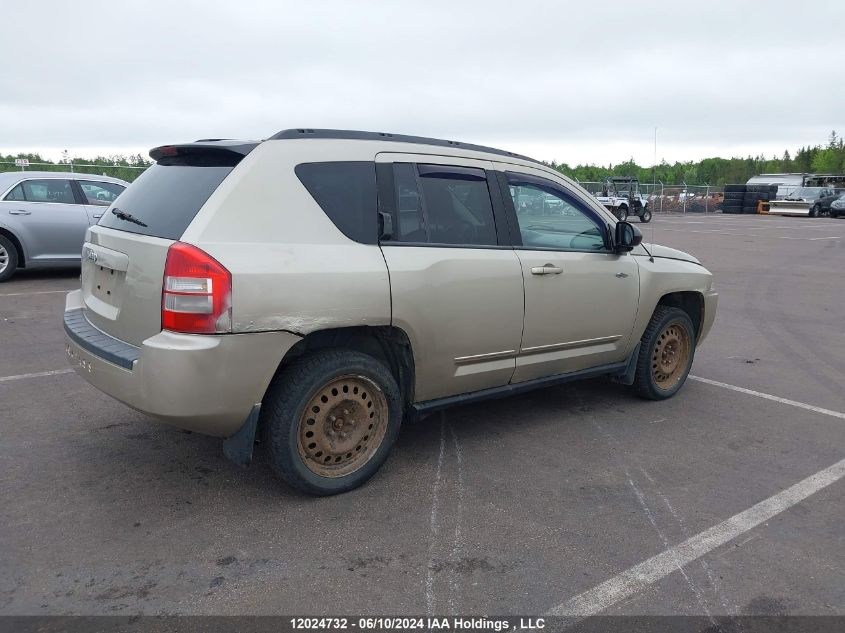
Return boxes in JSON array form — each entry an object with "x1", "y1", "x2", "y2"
[{"x1": 2, "y1": 0, "x2": 843, "y2": 166}]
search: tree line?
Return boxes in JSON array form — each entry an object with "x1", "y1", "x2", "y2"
[
  {"x1": 548, "y1": 131, "x2": 845, "y2": 186},
  {"x1": 0, "y1": 152, "x2": 152, "y2": 183},
  {"x1": 2, "y1": 131, "x2": 844, "y2": 186}
]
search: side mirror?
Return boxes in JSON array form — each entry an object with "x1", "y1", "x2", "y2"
[{"x1": 614, "y1": 221, "x2": 642, "y2": 253}]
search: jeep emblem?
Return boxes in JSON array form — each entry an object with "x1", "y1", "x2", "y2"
[{"x1": 85, "y1": 248, "x2": 97, "y2": 263}]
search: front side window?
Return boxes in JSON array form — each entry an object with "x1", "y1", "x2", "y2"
[
  {"x1": 4, "y1": 184, "x2": 25, "y2": 201},
  {"x1": 507, "y1": 176, "x2": 606, "y2": 251},
  {"x1": 13, "y1": 179, "x2": 75, "y2": 204},
  {"x1": 79, "y1": 181, "x2": 126, "y2": 206}
]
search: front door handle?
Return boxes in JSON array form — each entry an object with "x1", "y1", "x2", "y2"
[
  {"x1": 93, "y1": 213, "x2": 103, "y2": 219},
  {"x1": 531, "y1": 264, "x2": 563, "y2": 275},
  {"x1": 9, "y1": 209, "x2": 31, "y2": 215}
]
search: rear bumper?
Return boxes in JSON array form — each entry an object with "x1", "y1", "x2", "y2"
[
  {"x1": 63, "y1": 290, "x2": 302, "y2": 437},
  {"x1": 698, "y1": 289, "x2": 718, "y2": 346}
]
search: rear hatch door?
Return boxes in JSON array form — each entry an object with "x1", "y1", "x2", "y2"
[{"x1": 81, "y1": 142, "x2": 255, "y2": 346}]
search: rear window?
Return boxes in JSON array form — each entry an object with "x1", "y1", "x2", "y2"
[
  {"x1": 97, "y1": 163, "x2": 233, "y2": 239},
  {"x1": 295, "y1": 162, "x2": 377, "y2": 244}
]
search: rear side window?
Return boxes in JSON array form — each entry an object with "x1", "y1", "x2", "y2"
[
  {"x1": 8, "y1": 179, "x2": 75, "y2": 204},
  {"x1": 295, "y1": 162, "x2": 377, "y2": 244},
  {"x1": 79, "y1": 181, "x2": 126, "y2": 206},
  {"x1": 98, "y1": 163, "x2": 233, "y2": 239},
  {"x1": 384, "y1": 163, "x2": 499, "y2": 247}
]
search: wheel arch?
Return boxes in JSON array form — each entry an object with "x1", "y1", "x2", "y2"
[
  {"x1": 0, "y1": 226, "x2": 26, "y2": 268},
  {"x1": 272, "y1": 324, "x2": 416, "y2": 410},
  {"x1": 656, "y1": 291, "x2": 703, "y2": 341}
]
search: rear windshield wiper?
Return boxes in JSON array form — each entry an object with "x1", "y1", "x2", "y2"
[{"x1": 111, "y1": 208, "x2": 148, "y2": 227}]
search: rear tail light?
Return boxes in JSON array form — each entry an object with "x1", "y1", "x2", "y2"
[{"x1": 162, "y1": 242, "x2": 232, "y2": 334}]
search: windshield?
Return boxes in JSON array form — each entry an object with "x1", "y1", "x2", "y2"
[{"x1": 789, "y1": 187, "x2": 823, "y2": 198}]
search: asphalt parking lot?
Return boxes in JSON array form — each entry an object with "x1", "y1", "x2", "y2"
[{"x1": 1, "y1": 213, "x2": 844, "y2": 618}]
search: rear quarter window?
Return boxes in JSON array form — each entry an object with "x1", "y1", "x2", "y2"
[
  {"x1": 97, "y1": 163, "x2": 234, "y2": 240},
  {"x1": 295, "y1": 162, "x2": 377, "y2": 244}
]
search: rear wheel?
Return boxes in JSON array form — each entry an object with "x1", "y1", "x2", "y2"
[
  {"x1": 262, "y1": 349, "x2": 402, "y2": 495},
  {"x1": 810, "y1": 204, "x2": 820, "y2": 218},
  {"x1": 0, "y1": 235, "x2": 19, "y2": 283},
  {"x1": 633, "y1": 306, "x2": 695, "y2": 400}
]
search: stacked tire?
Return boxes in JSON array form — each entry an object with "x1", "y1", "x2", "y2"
[
  {"x1": 743, "y1": 184, "x2": 778, "y2": 214},
  {"x1": 721, "y1": 184, "x2": 745, "y2": 214}
]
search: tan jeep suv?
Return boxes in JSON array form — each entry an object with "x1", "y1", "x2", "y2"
[{"x1": 64, "y1": 129, "x2": 717, "y2": 495}]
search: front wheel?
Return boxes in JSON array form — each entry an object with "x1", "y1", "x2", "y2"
[
  {"x1": 262, "y1": 349, "x2": 402, "y2": 495},
  {"x1": 633, "y1": 306, "x2": 695, "y2": 400},
  {"x1": 639, "y1": 209, "x2": 652, "y2": 223},
  {"x1": 617, "y1": 205, "x2": 629, "y2": 221},
  {"x1": 810, "y1": 204, "x2": 820, "y2": 218}
]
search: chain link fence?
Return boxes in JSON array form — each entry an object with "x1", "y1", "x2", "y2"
[
  {"x1": 0, "y1": 161, "x2": 148, "y2": 183},
  {"x1": 576, "y1": 180, "x2": 725, "y2": 214}
]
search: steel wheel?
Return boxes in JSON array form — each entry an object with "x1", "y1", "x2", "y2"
[
  {"x1": 618, "y1": 206, "x2": 628, "y2": 221},
  {"x1": 0, "y1": 244, "x2": 8, "y2": 274},
  {"x1": 651, "y1": 321, "x2": 691, "y2": 390},
  {"x1": 640, "y1": 209, "x2": 652, "y2": 223},
  {"x1": 297, "y1": 374, "x2": 389, "y2": 478}
]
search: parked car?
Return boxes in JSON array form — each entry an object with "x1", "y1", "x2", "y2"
[
  {"x1": 768, "y1": 186, "x2": 837, "y2": 217},
  {"x1": 829, "y1": 192, "x2": 845, "y2": 218},
  {"x1": 817, "y1": 189, "x2": 845, "y2": 216},
  {"x1": 63, "y1": 130, "x2": 717, "y2": 495},
  {"x1": 0, "y1": 171, "x2": 129, "y2": 281}
]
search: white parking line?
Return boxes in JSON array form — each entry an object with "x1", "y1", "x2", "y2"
[
  {"x1": 0, "y1": 289, "x2": 69, "y2": 297},
  {"x1": 547, "y1": 455, "x2": 845, "y2": 616},
  {"x1": 689, "y1": 375, "x2": 845, "y2": 420},
  {"x1": 0, "y1": 368, "x2": 74, "y2": 383},
  {"x1": 546, "y1": 377, "x2": 845, "y2": 617}
]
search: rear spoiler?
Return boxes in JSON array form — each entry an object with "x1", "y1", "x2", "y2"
[{"x1": 149, "y1": 141, "x2": 259, "y2": 165}]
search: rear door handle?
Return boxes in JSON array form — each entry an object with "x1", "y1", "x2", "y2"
[
  {"x1": 531, "y1": 264, "x2": 563, "y2": 275},
  {"x1": 615, "y1": 272, "x2": 629, "y2": 278},
  {"x1": 9, "y1": 209, "x2": 31, "y2": 215}
]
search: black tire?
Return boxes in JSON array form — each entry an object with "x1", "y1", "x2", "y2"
[
  {"x1": 639, "y1": 209, "x2": 652, "y2": 223},
  {"x1": 742, "y1": 206, "x2": 758, "y2": 214},
  {"x1": 724, "y1": 192, "x2": 744, "y2": 201},
  {"x1": 261, "y1": 349, "x2": 403, "y2": 495},
  {"x1": 617, "y1": 205, "x2": 629, "y2": 221},
  {"x1": 809, "y1": 204, "x2": 820, "y2": 218},
  {"x1": 0, "y1": 234, "x2": 19, "y2": 283},
  {"x1": 633, "y1": 306, "x2": 696, "y2": 400},
  {"x1": 724, "y1": 184, "x2": 746, "y2": 193}
]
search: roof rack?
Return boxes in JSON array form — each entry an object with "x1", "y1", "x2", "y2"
[{"x1": 269, "y1": 128, "x2": 541, "y2": 164}]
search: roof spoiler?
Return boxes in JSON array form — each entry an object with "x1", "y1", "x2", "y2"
[{"x1": 149, "y1": 141, "x2": 258, "y2": 164}]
